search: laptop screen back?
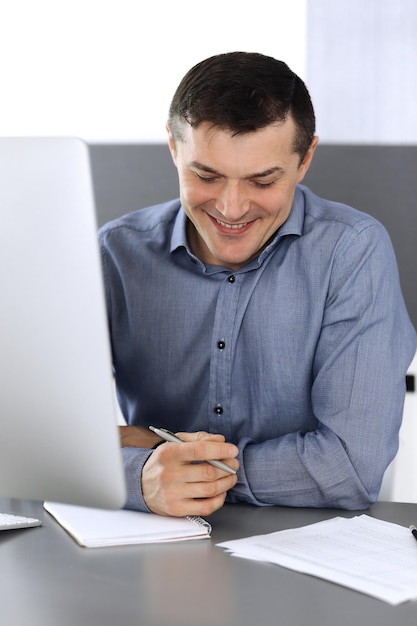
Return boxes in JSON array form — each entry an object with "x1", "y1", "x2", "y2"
[{"x1": 0, "y1": 137, "x2": 126, "y2": 508}]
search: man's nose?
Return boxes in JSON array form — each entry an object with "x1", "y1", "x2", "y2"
[{"x1": 216, "y1": 182, "x2": 250, "y2": 221}]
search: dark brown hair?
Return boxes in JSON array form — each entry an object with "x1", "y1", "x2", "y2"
[{"x1": 168, "y1": 51, "x2": 316, "y2": 161}]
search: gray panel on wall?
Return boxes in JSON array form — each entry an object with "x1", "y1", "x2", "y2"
[
  {"x1": 89, "y1": 143, "x2": 417, "y2": 328},
  {"x1": 88, "y1": 143, "x2": 179, "y2": 228}
]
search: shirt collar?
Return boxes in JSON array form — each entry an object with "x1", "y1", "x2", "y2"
[
  {"x1": 170, "y1": 208, "x2": 208, "y2": 271},
  {"x1": 256, "y1": 186, "x2": 305, "y2": 263},
  {"x1": 170, "y1": 207, "x2": 189, "y2": 254}
]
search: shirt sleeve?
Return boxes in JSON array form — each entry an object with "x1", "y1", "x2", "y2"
[
  {"x1": 228, "y1": 221, "x2": 417, "y2": 510},
  {"x1": 121, "y1": 447, "x2": 154, "y2": 511}
]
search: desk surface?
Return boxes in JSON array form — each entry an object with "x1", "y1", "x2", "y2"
[{"x1": 1, "y1": 498, "x2": 417, "y2": 626}]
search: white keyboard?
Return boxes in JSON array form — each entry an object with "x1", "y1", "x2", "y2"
[{"x1": 0, "y1": 512, "x2": 42, "y2": 530}]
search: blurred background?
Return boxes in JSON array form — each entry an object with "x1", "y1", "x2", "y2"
[
  {"x1": 1, "y1": 0, "x2": 416, "y2": 501},
  {"x1": 1, "y1": 0, "x2": 415, "y2": 143}
]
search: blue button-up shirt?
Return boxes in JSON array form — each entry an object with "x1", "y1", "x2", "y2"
[{"x1": 99, "y1": 185, "x2": 416, "y2": 511}]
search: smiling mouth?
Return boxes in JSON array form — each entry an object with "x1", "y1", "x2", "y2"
[{"x1": 215, "y1": 218, "x2": 249, "y2": 230}]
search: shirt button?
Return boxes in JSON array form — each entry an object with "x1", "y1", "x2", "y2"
[
  {"x1": 214, "y1": 404, "x2": 223, "y2": 415},
  {"x1": 227, "y1": 275, "x2": 236, "y2": 283},
  {"x1": 217, "y1": 340, "x2": 226, "y2": 350}
]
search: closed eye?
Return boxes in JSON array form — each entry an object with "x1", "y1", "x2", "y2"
[
  {"x1": 195, "y1": 172, "x2": 219, "y2": 183},
  {"x1": 252, "y1": 180, "x2": 276, "y2": 189}
]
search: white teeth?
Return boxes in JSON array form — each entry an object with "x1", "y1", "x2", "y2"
[{"x1": 216, "y1": 218, "x2": 248, "y2": 230}]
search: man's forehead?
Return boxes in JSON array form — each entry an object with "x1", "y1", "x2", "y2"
[
  {"x1": 176, "y1": 119, "x2": 299, "y2": 171},
  {"x1": 182, "y1": 118, "x2": 294, "y2": 142}
]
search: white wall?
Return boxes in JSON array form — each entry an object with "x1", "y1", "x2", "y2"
[
  {"x1": 307, "y1": 0, "x2": 417, "y2": 143},
  {"x1": 2, "y1": 0, "x2": 415, "y2": 144},
  {"x1": 0, "y1": 0, "x2": 307, "y2": 142}
]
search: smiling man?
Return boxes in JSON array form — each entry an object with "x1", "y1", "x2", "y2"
[
  {"x1": 168, "y1": 118, "x2": 318, "y2": 272},
  {"x1": 99, "y1": 52, "x2": 416, "y2": 517}
]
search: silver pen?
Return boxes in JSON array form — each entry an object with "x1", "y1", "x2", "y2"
[{"x1": 149, "y1": 426, "x2": 237, "y2": 475}]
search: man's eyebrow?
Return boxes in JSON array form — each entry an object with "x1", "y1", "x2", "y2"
[
  {"x1": 247, "y1": 167, "x2": 285, "y2": 178},
  {"x1": 190, "y1": 161, "x2": 220, "y2": 175},
  {"x1": 190, "y1": 162, "x2": 284, "y2": 178}
]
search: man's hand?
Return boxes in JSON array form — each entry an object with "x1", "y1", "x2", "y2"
[
  {"x1": 141, "y1": 431, "x2": 239, "y2": 517},
  {"x1": 119, "y1": 425, "x2": 163, "y2": 449}
]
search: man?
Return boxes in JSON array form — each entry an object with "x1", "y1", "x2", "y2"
[{"x1": 99, "y1": 52, "x2": 416, "y2": 516}]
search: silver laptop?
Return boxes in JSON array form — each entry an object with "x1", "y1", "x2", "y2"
[{"x1": 0, "y1": 137, "x2": 126, "y2": 508}]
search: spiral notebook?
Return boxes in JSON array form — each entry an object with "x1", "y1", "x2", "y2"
[{"x1": 44, "y1": 501, "x2": 211, "y2": 547}]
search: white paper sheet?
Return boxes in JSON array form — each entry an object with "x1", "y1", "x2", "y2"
[{"x1": 217, "y1": 515, "x2": 417, "y2": 605}]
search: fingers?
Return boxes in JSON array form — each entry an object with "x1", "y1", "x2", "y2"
[
  {"x1": 177, "y1": 431, "x2": 225, "y2": 443},
  {"x1": 144, "y1": 469, "x2": 237, "y2": 518},
  {"x1": 141, "y1": 437, "x2": 239, "y2": 517},
  {"x1": 149, "y1": 488, "x2": 230, "y2": 519},
  {"x1": 152, "y1": 439, "x2": 239, "y2": 482}
]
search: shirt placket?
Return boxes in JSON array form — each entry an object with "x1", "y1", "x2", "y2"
[{"x1": 208, "y1": 272, "x2": 243, "y2": 440}]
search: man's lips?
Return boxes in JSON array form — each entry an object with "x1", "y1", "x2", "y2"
[
  {"x1": 209, "y1": 214, "x2": 255, "y2": 234},
  {"x1": 216, "y1": 217, "x2": 248, "y2": 230}
]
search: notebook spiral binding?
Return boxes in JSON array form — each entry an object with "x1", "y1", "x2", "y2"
[{"x1": 186, "y1": 516, "x2": 212, "y2": 534}]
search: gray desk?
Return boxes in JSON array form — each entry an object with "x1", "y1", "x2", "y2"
[{"x1": 1, "y1": 499, "x2": 417, "y2": 625}]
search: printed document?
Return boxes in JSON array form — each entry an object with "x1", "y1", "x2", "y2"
[{"x1": 217, "y1": 514, "x2": 417, "y2": 605}]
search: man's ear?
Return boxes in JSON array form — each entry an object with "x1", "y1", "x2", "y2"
[
  {"x1": 166, "y1": 122, "x2": 177, "y2": 166},
  {"x1": 296, "y1": 136, "x2": 319, "y2": 184}
]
